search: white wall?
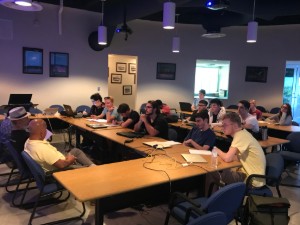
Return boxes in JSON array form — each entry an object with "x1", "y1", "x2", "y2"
[{"x1": 1, "y1": 3, "x2": 300, "y2": 112}]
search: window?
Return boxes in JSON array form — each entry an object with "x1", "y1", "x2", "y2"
[{"x1": 194, "y1": 60, "x2": 230, "y2": 99}]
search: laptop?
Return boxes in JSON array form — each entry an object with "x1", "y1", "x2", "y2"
[
  {"x1": 8, "y1": 94, "x2": 32, "y2": 105},
  {"x1": 116, "y1": 131, "x2": 145, "y2": 138},
  {"x1": 63, "y1": 104, "x2": 82, "y2": 118},
  {"x1": 86, "y1": 123, "x2": 108, "y2": 129},
  {"x1": 179, "y1": 102, "x2": 192, "y2": 112},
  {"x1": 44, "y1": 108, "x2": 58, "y2": 115},
  {"x1": 181, "y1": 154, "x2": 207, "y2": 163}
]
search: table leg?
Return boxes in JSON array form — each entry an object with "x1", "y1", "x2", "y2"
[{"x1": 95, "y1": 199, "x2": 104, "y2": 225}]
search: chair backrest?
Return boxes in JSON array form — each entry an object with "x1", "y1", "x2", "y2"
[
  {"x1": 187, "y1": 211, "x2": 227, "y2": 225},
  {"x1": 21, "y1": 151, "x2": 46, "y2": 190},
  {"x1": 140, "y1": 103, "x2": 147, "y2": 114},
  {"x1": 4, "y1": 140, "x2": 31, "y2": 178},
  {"x1": 270, "y1": 107, "x2": 280, "y2": 114},
  {"x1": 292, "y1": 121, "x2": 299, "y2": 126},
  {"x1": 168, "y1": 128, "x2": 178, "y2": 141},
  {"x1": 203, "y1": 182, "x2": 246, "y2": 223},
  {"x1": 226, "y1": 105, "x2": 238, "y2": 109},
  {"x1": 76, "y1": 105, "x2": 91, "y2": 113},
  {"x1": 285, "y1": 132, "x2": 300, "y2": 153},
  {"x1": 256, "y1": 106, "x2": 267, "y2": 112},
  {"x1": 29, "y1": 107, "x2": 43, "y2": 114},
  {"x1": 265, "y1": 153, "x2": 284, "y2": 186},
  {"x1": 50, "y1": 105, "x2": 64, "y2": 113}
]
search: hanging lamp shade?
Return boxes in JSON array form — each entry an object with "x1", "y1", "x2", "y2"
[
  {"x1": 163, "y1": 2, "x2": 175, "y2": 29},
  {"x1": 0, "y1": 0, "x2": 42, "y2": 11},
  {"x1": 247, "y1": 21, "x2": 258, "y2": 43},
  {"x1": 98, "y1": 25, "x2": 107, "y2": 45},
  {"x1": 15, "y1": 0, "x2": 32, "y2": 6},
  {"x1": 172, "y1": 36, "x2": 180, "y2": 53}
]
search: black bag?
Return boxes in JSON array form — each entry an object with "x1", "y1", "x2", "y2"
[{"x1": 245, "y1": 195, "x2": 290, "y2": 225}]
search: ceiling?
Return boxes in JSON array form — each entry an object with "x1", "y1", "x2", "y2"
[{"x1": 37, "y1": 0, "x2": 300, "y2": 30}]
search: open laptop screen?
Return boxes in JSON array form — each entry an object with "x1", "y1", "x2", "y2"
[{"x1": 8, "y1": 94, "x2": 32, "y2": 105}]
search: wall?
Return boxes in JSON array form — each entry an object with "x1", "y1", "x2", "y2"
[{"x1": 1, "y1": 3, "x2": 300, "y2": 112}]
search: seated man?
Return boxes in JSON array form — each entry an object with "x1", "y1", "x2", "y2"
[
  {"x1": 25, "y1": 119, "x2": 95, "y2": 173},
  {"x1": 117, "y1": 103, "x2": 140, "y2": 129},
  {"x1": 208, "y1": 98, "x2": 226, "y2": 125},
  {"x1": 89, "y1": 93, "x2": 104, "y2": 117},
  {"x1": 188, "y1": 100, "x2": 208, "y2": 121},
  {"x1": 249, "y1": 99, "x2": 263, "y2": 120},
  {"x1": 156, "y1": 99, "x2": 171, "y2": 115},
  {"x1": 134, "y1": 100, "x2": 169, "y2": 139},
  {"x1": 93, "y1": 96, "x2": 121, "y2": 123},
  {"x1": 238, "y1": 100, "x2": 259, "y2": 133},
  {"x1": 183, "y1": 111, "x2": 215, "y2": 150},
  {"x1": 8, "y1": 107, "x2": 30, "y2": 153},
  {"x1": 192, "y1": 89, "x2": 207, "y2": 111},
  {"x1": 210, "y1": 112, "x2": 266, "y2": 188}
]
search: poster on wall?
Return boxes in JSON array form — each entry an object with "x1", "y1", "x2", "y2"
[
  {"x1": 23, "y1": 47, "x2": 43, "y2": 74},
  {"x1": 49, "y1": 52, "x2": 69, "y2": 77},
  {"x1": 156, "y1": 62, "x2": 176, "y2": 80}
]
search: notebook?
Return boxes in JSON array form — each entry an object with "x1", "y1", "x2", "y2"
[
  {"x1": 44, "y1": 108, "x2": 58, "y2": 115},
  {"x1": 86, "y1": 123, "x2": 108, "y2": 129},
  {"x1": 116, "y1": 131, "x2": 144, "y2": 138},
  {"x1": 63, "y1": 104, "x2": 82, "y2": 118},
  {"x1": 179, "y1": 102, "x2": 192, "y2": 112},
  {"x1": 181, "y1": 154, "x2": 207, "y2": 163}
]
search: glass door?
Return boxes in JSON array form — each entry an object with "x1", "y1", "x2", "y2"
[{"x1": 284, "y1": 61, "x2": 300, "y2": 124}]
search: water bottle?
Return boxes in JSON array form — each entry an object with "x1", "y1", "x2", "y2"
[
  {"x1": 261, "y1": 126, "x2": 268, "y2": 140},
  {"x1": 211, "y1": 147, "x2": 218, "y2": 169}
]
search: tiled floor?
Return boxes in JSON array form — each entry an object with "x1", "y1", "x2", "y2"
[{"x1": 0, "y1": 135, "x2": 299, "y2": 225}]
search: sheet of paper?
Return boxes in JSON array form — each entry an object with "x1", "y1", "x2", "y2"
[
  {"x1": 45, "y1": 129, "x2": 53, "y2": 140},
  {"x1": 86, "y1": 118, "x2": 107, "y2": 123},
  {"x1": 189, "y1": 149, "x2": 212, "y2": 155},
  {"x1": 143, "y1": 141, "x2": 181, "y2": 148}
]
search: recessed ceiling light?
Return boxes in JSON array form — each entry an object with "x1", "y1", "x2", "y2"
[{"x1": 0, "y1": 0, "x2": 43, "y2": 11}]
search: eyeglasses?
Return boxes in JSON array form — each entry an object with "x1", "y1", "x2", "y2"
[
  {"x1": 146, "y1": 106, "x2": 153, "y2": 109},
  {"x1": 198, "y1": 104, "x2": 206, "y2": 107}
]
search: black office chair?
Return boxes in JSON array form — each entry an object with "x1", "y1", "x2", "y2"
[
  {"x1": 270, "y1": 107, "x2": 280, "y2": 114},
  {"x1": 21, "y1": 151, "x2": 86, "y2": 225},
  {"x1": 256, "y1": 106, "x2": 268, "y2": 113},
  {"x1": 246, "y1": 153, "x2": 284, "y2": 197},
  {"x1": 280, "y1": 132, "x2": 300, "y2": 187}
]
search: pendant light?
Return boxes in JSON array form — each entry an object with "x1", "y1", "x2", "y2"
[
  {"x1": 0, "y1": 0, "x2": 43, "y2": 11},
  {"x1": 172, "y1": 14, "x2": 180, "y2": 53},
  {"x1": 15, "y1": 0, "x2": 32, "y2": 6},
  {"x1": 98, "y1": 0, "x2": 107, "y2": 45},
  {"x1": 163, "y1": 1, "x2": 175, "y2": 29},
  {"x1": 247, "y1": 0, "x2": 258, "y2": 43}
]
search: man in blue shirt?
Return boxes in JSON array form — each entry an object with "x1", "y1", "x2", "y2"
[{"x1": 183, "y1": 110, "x2": 216, "y2": 150}]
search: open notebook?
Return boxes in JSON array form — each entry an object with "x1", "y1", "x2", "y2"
[{"x1": 181, "y1": 154, "x2": 207, "y2": 163}]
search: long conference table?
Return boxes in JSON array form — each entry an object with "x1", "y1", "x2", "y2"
[{"x1": 36, "y1": 115, "x2": 242, "y2": 225}]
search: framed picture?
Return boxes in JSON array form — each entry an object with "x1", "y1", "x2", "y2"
[
  {"x1": 23, "y1": 47, "x2": 43, "y2": 74},
  {"x1": 245, "y1": 66, "x2": 268, "y2": 83},
  {"x1": 116, "y1": 62, "x2": 127, "y2": 72},
  {"x1": 128, "y1": 63, "x2": 136, "y2": 74},
  {"x1": 123, "y1": 85, "x2": 132, "y2": 95},
  {"x1": 49, "y1": 52, "x2": 69, "y2": 77},
  {"x1": 156, "y1": 62, "x2": 176, "y2": 80},
  {"x1": 111, "y1": 73, "x2": 122, "y2": 84}
]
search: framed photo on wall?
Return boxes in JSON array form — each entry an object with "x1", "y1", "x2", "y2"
[
  {"x1": 116, "y1": 62, "x2": 127, "y2": 72},
  {"x1": 123, "y1": 85, "x2": 132, "y2": 95},
  {"x1": 245, "y1": 66, "x2": 268, "y2": 83},
  {"x1": 49, "y1": 52, "x2": 69, "y2": 77},
  {"x1": 128, "y1": 63, "x2": 136, "y2": 74},
  {"x1": 23, "y1": 47, "x2": 43, "y2": 74},
  {"x1": 156, "y1": 62, "x2": 176, "y2": 80},
  {"x1": 111, "y1": 73, "x2": 122, "y2": 84}
]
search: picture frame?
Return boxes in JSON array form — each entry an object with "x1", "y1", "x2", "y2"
[
  {"x1": 156, "y1": 62, "x2": 176, "y2": 80},
  {"x1": 23, "y1": 47, "x2": 43, "y2": 74},
  {"x1": 245, "y1": 66, "x2": 268, "y2": 83},
  {"x1": 123, "y1": 85, "x2": 132, "y2": 95},
  {"x1": 49, "y1": 52, "x2": 69, "y2": 77},
  {"x1": 116, "y1": 62, "x2": 127, "y2": 72},
  {"x1": 128, "y1": 63, "x2": 136, "y2": 74},
  {"x1": 111, "y1": 73, "x2": 122, "y2": 84}
]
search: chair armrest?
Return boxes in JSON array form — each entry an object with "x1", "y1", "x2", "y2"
[
  {"x1": 169, "y1": 192, "x2": 201, "y2": 209},
  {"x1": 246, "y1": 174, "x2": 279, "y2": 189},
  {"x1": 185, "y1": 206, "x2": 206, "y2": 224}
]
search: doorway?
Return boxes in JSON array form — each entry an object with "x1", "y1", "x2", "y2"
[{"x1": 284, "y1": 61, "x2": 300, "y2": 124}]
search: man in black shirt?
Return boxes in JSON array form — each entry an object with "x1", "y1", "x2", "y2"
[
  {"x1": 117, "y1": 103, "x2": 140, "y2": 129},
  {"x1": 89, "y1": 93, "x2": 104, "y2": 117}
]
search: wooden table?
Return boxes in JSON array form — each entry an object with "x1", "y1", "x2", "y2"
[
  {"x1": 225, "y1": 108, "x2": 275, "y2": 118},
  {"x1": 54, "y1": 151, "x2": 241, "y2": 225}
]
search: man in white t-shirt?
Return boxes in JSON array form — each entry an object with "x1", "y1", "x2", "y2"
[
  {"x1": 25, "y1": 119, "x2": 95, "y2": 172},
  {"x1": 238, "y1": 100, "x2": 259, "y2": 133}
]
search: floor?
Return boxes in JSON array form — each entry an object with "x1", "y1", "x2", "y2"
[{"x1": 1, "y1": 134, "x2": 300, "y2": 225}]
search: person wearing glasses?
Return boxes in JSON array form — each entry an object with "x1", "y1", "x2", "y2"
[
  {"x1": 207, "y1": 112, "x2": 266, "y2": 190},
  {"x1": 188, "y1": 100, "x2": 208, "y2": 121},
  {"x1": 191, "y1": 89, "x2": 207, "y2": 111},
  {"x1": 134, "y1": 100, "x2": 168, "y2": 139},
  {"x1": 183, "y1": 111, "x2": 216, "y2": 150},
  {"x1": 237, "y1": 100, "x2": 259, "y2": 133},
  {"x1": 266, "y1": 103, "x2": 293, "y2": 126},
  {"x1": 89, "y1": 93, "x2": 104, "y2": 117}
]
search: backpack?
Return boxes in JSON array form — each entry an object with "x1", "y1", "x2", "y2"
[{"x1": 244, "y1": 195, "x2": 290, "y2": 225}]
